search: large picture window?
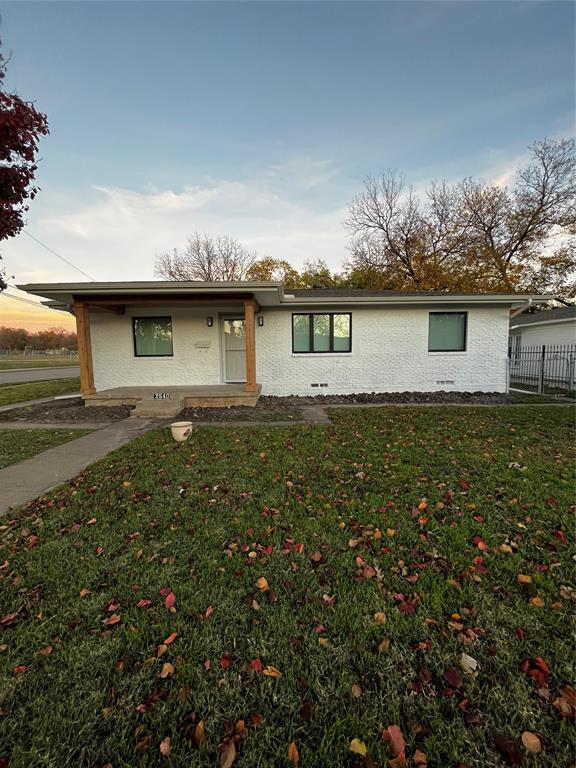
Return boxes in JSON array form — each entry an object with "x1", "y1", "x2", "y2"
[
  {"x1": 132, "y1": 317, "x2": 173, "y2": 357},
  {"x1": 428, "y1": 312, "x2": 467, "y2": 352},
  {"x1": 292, "y1": 313, "x2": 352, "y2": 353}
]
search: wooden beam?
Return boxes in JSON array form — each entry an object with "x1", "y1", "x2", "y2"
[
  {"x1": 74, "y1": 301, "x2": 95, "y2": 395},
  {"x1": 244, "y1": 299, "x2": 257, "y2": 393}
]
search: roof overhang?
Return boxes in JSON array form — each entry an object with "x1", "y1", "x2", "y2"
[
  {"x1": 16, "y1": 281, "x2": 285, "y2": 309},
  {"x1": 16, "y1": 281, "x2": 554, "y2": 313},
  {"x1": 282, "y1": 293, "x2": 554, "y2": 308}
]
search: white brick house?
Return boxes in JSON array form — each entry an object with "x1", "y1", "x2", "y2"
[{"x1": 18, "y1": 281, "x2": 552, "y2": 410}]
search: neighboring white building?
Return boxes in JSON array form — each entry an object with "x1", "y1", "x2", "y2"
[
  {"x1": 509, "y1": 306, "x2": 576, "y2": 349},
  {"x1": 18, "y1": 281, "x2": 552, "y2": 413}
]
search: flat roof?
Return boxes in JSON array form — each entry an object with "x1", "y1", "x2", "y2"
[{"x1": 16, "y1": 280, "x2": 554, "y2": 309}]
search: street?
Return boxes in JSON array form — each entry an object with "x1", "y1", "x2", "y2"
[{"x1": 0, "y1": 366, "x2": 80, "y2": 385}]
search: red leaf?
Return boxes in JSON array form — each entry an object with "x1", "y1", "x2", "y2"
[
  {"x1": 136, "y1": 599, "x2": 152, "y2": 609},
  {"x1": 250, "y1": 657, "x2": 263, "y2": 673},
  {"x1": 165, "y1": 592, "x2": 176, "y2": 609},
  {"x1": 220, "y1": 653, "x2": 233, "y2": 669},
  {"x1": 382, "y1": 724, "x2": 406, "y2": 760},
  {"x1": 164, "y1": 632, "x2": 178, "y2": 645},
  {"x1": 0, "y1": 612, "x2": 19, "y2": 627}
]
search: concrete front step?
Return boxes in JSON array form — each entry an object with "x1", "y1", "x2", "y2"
[{"x1": 130, "y1": 398, "x2": 184, "y2": 418}]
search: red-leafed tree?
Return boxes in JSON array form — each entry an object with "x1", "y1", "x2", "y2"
[{"x1": 0, "y1": 38, "x2": 49, "y2": 290}]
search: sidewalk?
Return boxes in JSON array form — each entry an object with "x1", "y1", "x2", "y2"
[{"x1": 0, "y1": 417, "x2": 159, "y2": 516}]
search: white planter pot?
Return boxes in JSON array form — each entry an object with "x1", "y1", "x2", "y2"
[{"x1": 170, "y1": 421, "x2": 193, "y2": 442}]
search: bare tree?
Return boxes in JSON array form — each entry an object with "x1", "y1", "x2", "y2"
[
  {"x1": 155, "y1": 233, "x2": 257, "y2": 281},
  {"x1": 345, "y1": 138, "x2": 576, "y2": 297}
]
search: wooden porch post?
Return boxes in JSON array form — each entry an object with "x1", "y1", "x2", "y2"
[
  {"x1": 74, "y1": 301, "x2": 95, "y2": 395},
  {"x1": 244, "y1": 298, "x2": 257, "y2": 393}
]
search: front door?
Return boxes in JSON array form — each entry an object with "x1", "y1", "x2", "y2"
[{"x1": 223, "y1": 318, "x2": 246, "y2": 382}]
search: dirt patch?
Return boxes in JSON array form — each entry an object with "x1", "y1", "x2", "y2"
[
  {"x1": 178, "y1": 403, "x2": 304, "y2": 422},
  {"x1": 0, "y1": 397, "x2": 133, "y2": 423},
  {"x1": 260, "y1": 391, "x2": 514, "y2": 405}
]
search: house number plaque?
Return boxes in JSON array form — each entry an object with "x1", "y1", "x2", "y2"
[{"x1": 153, "y1": 392, "x2": 172, "y2": 400}]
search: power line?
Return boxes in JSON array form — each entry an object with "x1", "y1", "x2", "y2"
[
  {"x1": 23, "y1": 230, "x2": 95, "y2": 282},
  {"x1": 1, "y1": 289, "x2": 70, "y2": 314}
]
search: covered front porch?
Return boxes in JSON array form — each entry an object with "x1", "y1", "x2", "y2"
[{"x1": 84, "y1": 383, "x2": 262, "y2": 417}]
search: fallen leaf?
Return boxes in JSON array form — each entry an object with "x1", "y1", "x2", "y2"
[
  {"x1": 159, "y1": 662, "x2": 174, "y2": 679},
  {"x1": 521, "y1": 731, "x2": 541, "y2": 754},
  {"x1": 164, "y1": 632, "x2": 178, "y2": 645},
  {"x1": 413, "y1": 749, "x2": 428, "y2": 766},
  {"x1": 137, "y1": 599, "x2": 152, "y2": 609},
  {"x1": 218, "y1": 738, "x2": 236, "y2": 768},
  {"x1": 382, "y1": 725, "x2": 406, "y2": 760},
  {"x1": 288, "y1": 741, "x2": 299, "y2": 766},
  {"x1": 517, "y1": 574, "x2": 532, "y2": 584},
  {"x1": 494, "y1": 734, "x2": 523, "y2": 766},
  {"x1": 220, "y1": 653, "x2": 233, "y2": 670},
  {"x1": 79, "y1": 589, "x2": 92, "y2": 598},
  {"x1": 102, "y1": 613, "x2": 121, "y2": 626},
  {"x1": 530, "y1": 597, "x2": 544, "y2": 608},
  {"x1": 158, "y1": 736, "x2": 171, "y2": 756},
  {"x1": 263, "y1": 665, "x2": 283, "y2": 678},
  {"x1": 349, "y1": 738, "x2": 367, "y2": 756},
  {"x1": 165, "y1": 592, "x2": 176, "y2": 610},
  {"x1": 460, "y1": 653, "x2": 479, "y2": 677},
  {"x1": 38, "y1": 645, "x2": 53, "y2": 656},
  {"x1": 256, "y1": 577, "x2": 269, "y2": 591},
  {"x1": 194, "y1": 720, "x2": 205, "y2": 747},
  {"x1": 374, "y1": 612, "x2": 386, "y2": 624},
  {"x1": 351, "y1": 684, "x2": 362, "y2": 698}
]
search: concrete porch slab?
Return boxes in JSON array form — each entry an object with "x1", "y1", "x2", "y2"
[{"x1": 84, "y1": 384, "x2": 262, "y2": 415}]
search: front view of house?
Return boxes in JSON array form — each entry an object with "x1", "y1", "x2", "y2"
[{"x1": 18, "y1": 281, "x2": 552, "y2": 414}]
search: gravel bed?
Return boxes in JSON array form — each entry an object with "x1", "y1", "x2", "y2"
[
  {"x1": 259, "y1": 391, "x2": 514, "y2": 405},
  {"x1": 0, "y1": 397, "x2": 133, "y2": 423}
]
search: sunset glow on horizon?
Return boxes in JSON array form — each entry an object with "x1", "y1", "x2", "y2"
[{"x1": 0, "y1": 296, "x2": 76, "y2": 333}]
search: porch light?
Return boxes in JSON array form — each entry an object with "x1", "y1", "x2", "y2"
[
  {"x1": 258, "y1": 315, "x2": 264, "y2": 327},
  {"x1": 206, "y1": 316, "x2": 213, "y2": 327}
]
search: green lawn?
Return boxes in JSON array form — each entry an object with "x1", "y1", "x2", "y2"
[
  {"x1": 0, "y1": 355, "x2": 78, "y2": 370},
  {"x1": 0, "y1": 407, "x2": 574, "y2": 767},
  {"x1": 0, "y1": 377, "x2": 80, "y2": 406},
  {"x1": 0, "y1": 428, "x2": 93, "y2": 469}
]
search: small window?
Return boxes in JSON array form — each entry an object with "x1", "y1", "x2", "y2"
[
  {"x1": 133, "y1": 317, "x2": 173, "y2": 357},
  {"x1": 428, "y1": 312, "x2": 467, "y2": 352},
  {"x1": 292, "y1": 313, "x2": 351, "y2": 353}
]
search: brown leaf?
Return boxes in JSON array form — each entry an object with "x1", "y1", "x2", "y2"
[
  {"x1": 159, "y1": 736, "x2": 171, "y2": 756},
  {"x1": 288, "y1": 741, "x2": 299, "y2": 767},
  {"x1": 263, "y1": 665, "x2": 283, "y2": 678},
  {"x1": 521, "y1": 732, "x2": 541, "y2": 754},
  {"x1": 218, "y1": 738, "x2": 236, "y2": 768},
  {"x1": 351, "y1": 684, "x2": 362, "y2": 698},
  {"x1": 159, "y1": 662, "x2": 174, "y2": 679},
  {"x1": 102, "y1": 613, "x2": 121, "y2": 626},
  {"x1": 194, "y1": 720, "x2": 205, "y2": 746},
  {"x1": 256, "y1": 577, "x2": 269, "y2": 591},
  {"x1": 494, "y1": 734, "x2": 523, "y2": 765},
  {"x1": 38, "y1": 645, "x2": 53, "y2": 656}
]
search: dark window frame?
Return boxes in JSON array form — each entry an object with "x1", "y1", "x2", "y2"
[
  {"x1": 132, "y1": 316, "x2": 174, "y2": 358},
  {"x1": 292, "y1": 312, "x2": 352, "y2": 354},
  {"x1": 428, "y1": 311, "x2": 468, "y2": 352}
]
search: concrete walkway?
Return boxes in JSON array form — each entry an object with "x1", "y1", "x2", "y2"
[
  {"x1": 0, "y1": 421, "x2": 112, "y2": 430},
  {"x1": 0, "y1": 417, "x2": 159, "y2": 516},
  {"x1": 0, "y1": 396, "x2": 68, "y2": 413}
]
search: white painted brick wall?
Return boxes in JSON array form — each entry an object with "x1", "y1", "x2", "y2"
[
  {"x1": 89, "y1": 305, "x2": 510, "y2": 394},
  {"x1": 90, "y1": 307, "x2": 222, "y2": 390},
  {"x1": 256, "y1": 306, "x2": 510, "y2": 395}
]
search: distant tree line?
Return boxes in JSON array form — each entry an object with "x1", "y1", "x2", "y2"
[
  {"x1": 155, "y1": 138, "x2": 575, "y2": 299},
  {"x1": 0, "y1": 326, "x2": 77, "y2": 351}
]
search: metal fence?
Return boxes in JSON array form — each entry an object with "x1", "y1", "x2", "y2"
[{"x1": 509, "y1": 343, "x2": 576, "y2": 395}]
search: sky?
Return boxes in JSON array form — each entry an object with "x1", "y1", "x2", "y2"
[{"x1": 0, "y1": 0, "x2": 574, "y2": 330}]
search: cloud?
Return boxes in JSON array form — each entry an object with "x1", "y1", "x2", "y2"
[{"x1": 4, "y1": 174, "x2": 350, "y2": 285}]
